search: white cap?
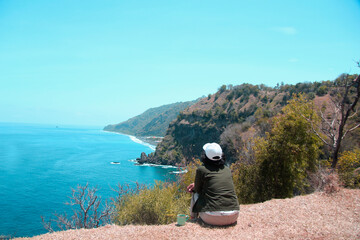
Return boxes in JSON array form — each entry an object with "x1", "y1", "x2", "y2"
[{"x1": 203, "y1": 143, "x2": 223, "y2": 161}]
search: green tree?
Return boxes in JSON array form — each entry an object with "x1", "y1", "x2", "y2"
[
  {"x1": 255, "y1": 94, "x2": 323, "y2": 201},
  {"x1": 219, "y1": 84, "x2": 227, "y2": 93}
]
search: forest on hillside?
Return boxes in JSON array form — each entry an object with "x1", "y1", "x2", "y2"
[
  {"x1": 140, "y1": 73, "x2": 360, "y2": 203},
  {"x1": 104, "y1": 100, "x2": 198, "y2": 137}
]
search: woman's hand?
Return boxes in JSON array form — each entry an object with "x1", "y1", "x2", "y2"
[{"x1": 186, "y1": 183, "x2": 195, "y2": 193}]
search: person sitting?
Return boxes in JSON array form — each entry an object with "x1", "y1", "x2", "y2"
[{"x1": 187, "y1": 143, "x2": 240, "y2": 226}]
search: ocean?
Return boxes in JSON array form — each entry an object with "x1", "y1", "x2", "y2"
[{"x1": 0, "y1": 123, "x2": 178, "y2": 238}]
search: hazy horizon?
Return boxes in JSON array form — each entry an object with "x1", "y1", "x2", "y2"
[{"x1": 1, "y1": 0, "x2": 359, "y2": 126}]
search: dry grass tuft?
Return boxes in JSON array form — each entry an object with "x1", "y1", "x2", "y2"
[
  {"x1": 309, "y1": 167, "x2": 342, "y2": 194},
  {"x1": 323, "y1": 172, "x2": 341, "y2": 194}
]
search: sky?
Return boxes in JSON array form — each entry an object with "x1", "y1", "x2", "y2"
[{"x1": 0, "y1": 0, "x2": 359, "y2": 126}]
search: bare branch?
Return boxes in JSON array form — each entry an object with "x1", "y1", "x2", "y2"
[
  {"x1": 41, "y1": 216, "x2": 54, "y2": 233},
  {"x1": 42, "y1": 183, "x2": 113, "y2": 233},
  {"x1": 349, "y1": 109, "x2": 358, "y2": 119},
  {"x1": 342, "y1": 122, "x2": 360, "y2": 139},
  {"x1": 300, "y1": 112, "x2": 331, "y2": 147}
]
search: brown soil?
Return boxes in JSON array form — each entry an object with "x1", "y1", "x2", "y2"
[{"x1": 18, "y1": 188, "x2": 360, "y2": 240}]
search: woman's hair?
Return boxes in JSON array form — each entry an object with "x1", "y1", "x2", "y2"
[{"x1": 201, "y1": 151, "x2": 225, "y2": 166}]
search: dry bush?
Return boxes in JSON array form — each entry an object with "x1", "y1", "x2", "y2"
[
  {"x1": 41, "y1": 184, "x2": 112, "y2": 232},
  {"x1": 309, "y1": 167, "x2": 342, "y2": 194},
  {"x1": 323, "y1": 172, "x2": 341, "y2": 194}
]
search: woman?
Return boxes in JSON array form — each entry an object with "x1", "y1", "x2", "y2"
[{"x1": 187, "y1": 143, "x2": 239, "y2": 226}]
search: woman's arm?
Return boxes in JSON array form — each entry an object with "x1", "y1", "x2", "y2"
[{"x1": 193, "y1": 168, "x2": 204, "y2": 193}]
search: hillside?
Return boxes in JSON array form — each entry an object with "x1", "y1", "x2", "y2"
[
  {"x1": 139, "y1": 76, "x2": 360, "y2": 166},
  {"x1": 104, "y1": 100, "x2": 198, "y2": 137},
  {"x1": 140, "y1": 82, "x2": 323, "y2": 165},
  {"x1": 19, "y1": 188, "x2": 360, "y2": 240}
]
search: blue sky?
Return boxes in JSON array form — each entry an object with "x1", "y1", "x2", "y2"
[{"x1": 0, "y1": 0, "x2": 359, "y2": 126}]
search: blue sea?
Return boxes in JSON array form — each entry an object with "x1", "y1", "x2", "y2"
[{"x1": 0, "y1": 123, "x2": 178, "y2": 238}]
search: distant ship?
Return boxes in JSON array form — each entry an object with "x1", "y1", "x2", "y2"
[{"x1": 110, "y1": 162, "x2": 120, "y2": 164}]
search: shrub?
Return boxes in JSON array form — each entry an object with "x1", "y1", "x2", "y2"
[
  {"x1": 231, "y1": 160, "x2": 259, "y2": 204},
  {"x1": 316, "y1": 85, "x2": 328, "y2": 96},
  {"x1": 337, "y1": 149, "x2": 360, "y2": 188},
  {"x1": 113, "y1": 181, "x2": 189, "y2": 225},
  {"x1": 308, "y1": 165, "x2": 341, "y2": 193},
  {"x1": 113, "y1": 160, "x2": 201, "y2": 225},
  {"x1": 323, "y1": 172, "x2": 341, "y2": 194}
]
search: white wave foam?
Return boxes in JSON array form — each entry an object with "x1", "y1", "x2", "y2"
[
  {"x1": 159, "y1": 165, "x2": 178, "y2": 169},
  {"x1": 102, "y1": 131, "x2": 156, "y2": 151},
  {"x1": 171, "y1": 170, "x2": 188, "y2": 174},
  {"x1": 129, "y1": 136, "x2": 156, "y2": 151},
  {"x1": 129, "y1": 135, "x2": 142, "y2": 144},
  {"x1": 134, "y1": 162, "x2": 178, "y2": 169}
]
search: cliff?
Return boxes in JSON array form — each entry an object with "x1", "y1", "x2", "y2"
[
  {"x1": 138, "y1": 77, "x2": 360, "y2": 166},
  {"x1": 142, "y1": 84, "x2": 287, "y2": 165}
]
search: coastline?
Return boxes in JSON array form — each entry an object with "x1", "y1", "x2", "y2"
[
  {"x1": 102, "y1": 130, "x2": 157, "y2": 151},
  {"x1": 103, "y1": 130, "x2": 179, "y2": 169}
]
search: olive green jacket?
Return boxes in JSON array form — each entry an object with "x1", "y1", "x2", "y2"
[{"x1": 192, "y1": 163, "x2": 239, "y2": 213}]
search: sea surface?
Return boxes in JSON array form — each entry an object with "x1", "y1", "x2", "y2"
[{"x1": 0, "y1": 123, "x2": 178, "y2": 238}]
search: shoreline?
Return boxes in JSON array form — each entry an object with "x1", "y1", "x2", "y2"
[
  {"x1": 103, "y1": 130, "x2": 178, "y2": 169},
  {"x1": 102, "y1": 130, "x2": 157, "y2": 151}
]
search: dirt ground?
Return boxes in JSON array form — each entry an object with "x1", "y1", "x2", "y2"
[{"x1": 18, "y1": 188, "x2": 360, "y2": 240}]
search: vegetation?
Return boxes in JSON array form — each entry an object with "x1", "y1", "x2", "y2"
[
  {"x1": 43, "y1": 70, "x2": 360, "y2": 233},
  {"x1": 113, "y1": 181, "x2": 189, "y2": 225},
  {"x1": 337, "y1": 148, "x2": 360, "y2": 188},
  {"x1": 108, "y1": 72, "x2": 359, "y2": 226},
  {"x1": 231, "y1": 95, "x2": 323, "y2": 203},
  {"x1": 41, "y1": 162, "x2": 198, "y2": 232},
  {"x1": 254, "y1": 95, "x2": 323, "y2": 201},
  {"x1": 104, "y1": 100, "x2": 198, "y2": 137},
  {"x1": 113, "y1": 161, "x2": 199, "y2": 225},
  {"x1": 41, "y1": 184, "x2": 112, "y2": 232},
  {"x1": 302, "y1": 73, "x2": 360, "y2": 168}
]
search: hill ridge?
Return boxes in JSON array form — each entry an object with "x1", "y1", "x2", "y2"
[{"x1": 104, "y1": 99, "x2": 198, "y2": 137}]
